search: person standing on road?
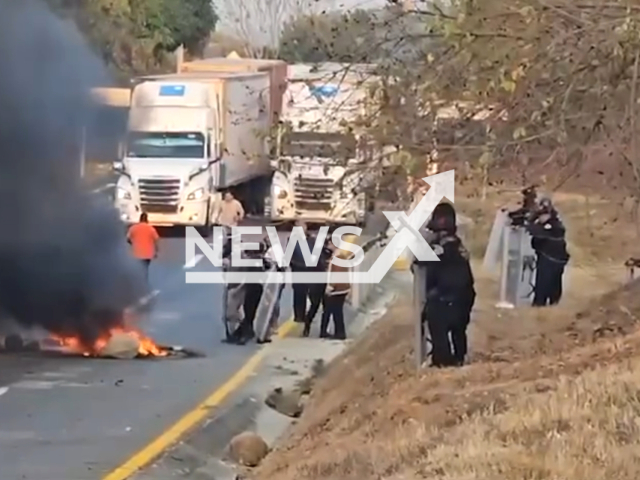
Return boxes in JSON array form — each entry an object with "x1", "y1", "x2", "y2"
[
  {"x1": 290, "y1": 220, "x2": 314, "y2": 323},
  {"x1": 217, "y1": 191, "x2": 245, "y2": 228},
  {"x1": 303, "y1": 236, "x2": 333, "y2": 337},
  {"x1": 127, "y1": 212, "x2": 159, "y2": 282},
  {"x1": 319, "y1": 239, "x2": 355, "y2": 340}
]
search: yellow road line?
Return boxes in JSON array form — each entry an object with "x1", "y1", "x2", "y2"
[{"x1": 102, "y1": 318, "x2": 298, "y2": 480}]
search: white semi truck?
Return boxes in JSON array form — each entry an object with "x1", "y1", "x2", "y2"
[
  {"x1": 113, "y1": 71, "x2": 272, "y2": 227},
  {"x1": 270, "y1": 129, "x2": 370, "y2": 225},
  {"x1": 269, "y1": 66, "x2": 380, "y2": 226}
]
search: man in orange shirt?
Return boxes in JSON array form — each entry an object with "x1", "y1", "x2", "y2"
[{"x1": 127, "y1": 213, "x2": 160, "y2": 281}]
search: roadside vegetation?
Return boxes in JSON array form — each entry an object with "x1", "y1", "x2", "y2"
[{"x1": 45, "y1": 0, "x2": 218, "y2": 76}]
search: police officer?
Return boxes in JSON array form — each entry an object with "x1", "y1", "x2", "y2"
[
  {"x1": 222, "y1": 230, "x2": 246, "y2": 344},
  {"x1": 527, "y1": 197, "x2": 570, "y2": 306},
  {"x1": 303, "y1": 236, "x2": 333, "y2": 337},
  {"x1": 236, "y1": 245, "x2": 267, "y2": 345},
  {"x1": 421, "y1": 202, "x2": 476, "y2": 367},
  {"x1": 290, "y1": 221, "x2": 315, "y2": 323}
]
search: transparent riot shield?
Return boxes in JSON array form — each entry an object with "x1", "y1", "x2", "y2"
[
  {"x1": 222, "y1": 263, "x2": 246, "y2": 341},
  {"x1": 483, "y1": 209, "x2": 509, "y2": 272},
  {"x1": 254, "y1": 264, "x2": 285, "y2": 343},
  {"x1": 497, "y1": 225, "x2": 536, "y2": 308},
  {"x1": 412, "y1": 262, "x2": 431, "y2": 369}
]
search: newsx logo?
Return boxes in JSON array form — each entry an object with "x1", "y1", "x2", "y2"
[{"x1": 184, "y1": 170, "x2": 455, "y2": 284}]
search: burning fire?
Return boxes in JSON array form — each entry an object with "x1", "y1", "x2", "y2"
[{"x1": 52, "y1": 327, "x2": 167, "y2": 357}]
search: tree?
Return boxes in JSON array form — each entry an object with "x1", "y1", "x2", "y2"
[
  {"x1": 278, "y1": 10, "x2": 379, "y2": 63},
  {"x1": 358, "y1": 0, "x2": 640, "y2": 198},
  {"x1": 213, "y1": 0, "x2": 317, "y2": 58},
  {"x1": 46, "y1": 0, "x2": 218, "y2": 74},
  {"x1": 159, "y1": 0, "x2": 218, "y2": 56}
]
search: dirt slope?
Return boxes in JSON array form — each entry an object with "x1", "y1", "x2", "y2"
[{"x1": 252, "y1": 189, "x2": 640, "y2": 480}]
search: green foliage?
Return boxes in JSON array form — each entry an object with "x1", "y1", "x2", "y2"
[{"x1": 46, "y1": 0, "x2": 218, "y2": 75}]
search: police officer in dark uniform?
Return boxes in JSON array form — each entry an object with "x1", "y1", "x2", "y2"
[
  {"x1": 526, "y1": 197, "x2": 570, "y2": 306},
  {"x1": 421, "y1": 202, "x2": 476, "y2": 367},
  {"x1": 236, "y1": 244, "x2": 267, "y2": 345},
  {"x1": 291, "y1": 221, "x2": 316, "y2": 323},
  {"x1": 303, "y1": 236, "x2": 333, "y2": 337}
]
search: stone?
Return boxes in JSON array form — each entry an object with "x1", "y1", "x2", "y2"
[
  {"x1": 227, "y1": 431, "x2": 269, "y2": 467},
  {"x1": 265, "y1": 387, "x2": 303, "y2": 418},
  {"x1": 99, "y1": 332, "x2": 140, "y2": 359}
]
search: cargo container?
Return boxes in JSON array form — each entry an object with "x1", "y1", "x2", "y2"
[{"x1": 112, "y1": 71, "x2": 273, "y2": 228}]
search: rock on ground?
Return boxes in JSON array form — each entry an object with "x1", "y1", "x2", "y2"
[
  {"x1": 227, "y1": 432, "x2": 269, "y2": 467},
  {"x1": 99, "y1": 333, "x2": 140, "y2": 359},
  {"x1": 265, "y1": 387, "x2": 304, "y2": 418}
]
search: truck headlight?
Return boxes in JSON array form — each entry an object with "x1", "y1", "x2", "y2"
[
  {"x1": 116, "y1": 187, "x2": 131, "y2": 200},
  {"x1": 274, "y1": 185, "x2": 288, "y2": 199},
  {"x1": 187, "y1": 188, "x2": 204, "y2": 201}
]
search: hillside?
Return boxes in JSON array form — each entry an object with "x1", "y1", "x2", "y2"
[{"x1": 251, "y1": 188, "x2": 640, "y2": 480}]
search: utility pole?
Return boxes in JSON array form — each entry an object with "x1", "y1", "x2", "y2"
[{"x1": 175, "y1": 45, "x2": 185, "y2": 73}]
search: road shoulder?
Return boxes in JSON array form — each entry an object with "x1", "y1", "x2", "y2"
[{"x1": 128, "y1": 272, "x2": 403, "y2": 480}]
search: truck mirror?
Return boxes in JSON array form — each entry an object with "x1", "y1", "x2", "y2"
[{"x1": 112, "y1": 161, "x2": 124, "y2": 172}]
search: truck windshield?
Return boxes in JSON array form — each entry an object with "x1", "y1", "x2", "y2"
[
  {"x1": 281, "y1": 132, "x2": 356, "y2": 158},
  {"x1": 126, "y1": 132, "x2": 205, "y2": 158}
]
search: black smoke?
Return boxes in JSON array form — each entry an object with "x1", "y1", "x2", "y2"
[{"x1": 0, "y1": 1, "x2": 147, "y2": 345}]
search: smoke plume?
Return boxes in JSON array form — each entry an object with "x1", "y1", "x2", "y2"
[{"x1": 0, "y1": 1, "x2": 147, "y2": 344}]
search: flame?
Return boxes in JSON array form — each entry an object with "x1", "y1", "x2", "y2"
[{"x1": 52, "y1": 326, "x2": 167, "y2": 357}]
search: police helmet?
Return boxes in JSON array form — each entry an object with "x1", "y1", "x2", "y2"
[{"x1": 427, "y1": 202, "x2": 457, "y2": 232}]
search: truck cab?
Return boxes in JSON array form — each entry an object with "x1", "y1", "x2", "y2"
[
  {"x1": 114, "y1": 81, "x2": 222, "y2": 228},
  {"x1": 271, "y1": 130, "x2": 368, "y2": 225}
]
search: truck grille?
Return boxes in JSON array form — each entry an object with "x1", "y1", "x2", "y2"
[
  {"x1": 294, "y1": 176, "x2": 334, "y2": 211},
  {"x1": 138, "y1": 177, "x2": 181, "y2": 213}
]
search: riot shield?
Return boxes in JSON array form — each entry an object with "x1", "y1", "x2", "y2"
[
  {"x1": 483, "y1": 209, "x2": 509, "y2": 272},
  {"x1": 498, "y1": 225, "x2": 536, "y2": 308},
  {"x1": 254, "y1": 264, "x2": 285, "y2": 343},
  {"x1": 412, "y1": 262, "x2": 431, "y2": 368},
  {"x1": 222, "y1": 263, "x2": 246, "y2": 342}
]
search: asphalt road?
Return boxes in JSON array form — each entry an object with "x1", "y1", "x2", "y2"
[
  {"x1": 0, "y1": 228, "x2": 294, "y2": 480},
  {"x1": 0, "y1": 176, "x2": 389, "y2": 480}
]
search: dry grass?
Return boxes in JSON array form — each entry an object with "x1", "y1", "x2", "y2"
[{"x1": 252, "y1": 187, "x2": 640, "y2": 480}]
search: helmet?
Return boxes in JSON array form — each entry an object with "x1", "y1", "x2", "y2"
[{"x1": 427, "y1": 202, "x2": 457, "y2": 232}]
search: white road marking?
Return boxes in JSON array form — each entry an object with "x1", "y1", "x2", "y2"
[
  {"x1": 32, "y1": 371, "x2": 77, "y2": 379},
  {"x1": 91, "y1": 183, "x2": 116, "y2": 194},
  {"x1": 0, "y1": 387, "x2": 9, "y2": 397},
  {"x1": 11, "y1": 380, "x2": 58, "y2": 390},
  {"x1": 184, "y1": 253, "x2": 204, "y2": 269},
  {"x1": 11, "y1": 380, "x2": 98, "y2": 390},
  {"x1": 138, "y1": 289, "x2": 161, "y2": 307}
]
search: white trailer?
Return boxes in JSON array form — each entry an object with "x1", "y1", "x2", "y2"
[{"x1": 113, "y1": 72, "x2": 272, "y2": 227}]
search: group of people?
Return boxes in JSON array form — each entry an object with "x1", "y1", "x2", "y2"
[
  {"x1": 124, "y1": 191, "x2": 246, "y2": 283},
  {"x1": 289, "y1": 221, "x2": 352, "y2": 340},
  {"x1": 416, "y1": 192, "x2": 569, "y2": 368},
  {"x1": 223, "y1": 219, "x2": 354, "y2": 346},
  {"x1": 124, "y1": 186, "x2": 570, "y2": 368}
]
